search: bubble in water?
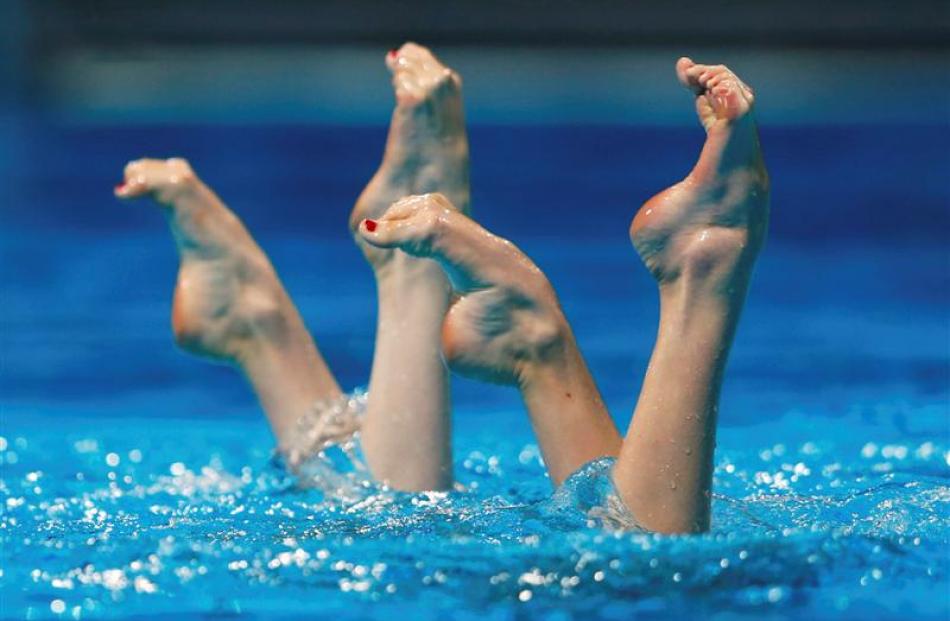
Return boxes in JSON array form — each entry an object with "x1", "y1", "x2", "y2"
[
  {"x1": 3, "y1": 390, "x2": 948, "y2": 620},
  {"x1": 134, "y1": 576, "x2": 157, "y2": 593}
]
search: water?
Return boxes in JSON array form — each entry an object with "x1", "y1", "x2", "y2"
[{"x1": 2, "y1": 123, "x2": 948, "y2": 619}]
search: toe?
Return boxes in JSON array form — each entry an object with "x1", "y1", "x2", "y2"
[
  {"x1": 389, "y1": 43, "x2": 458, "y2": 104},
  {"x1": 118, "y1": 159, "x2": 156, "y2": 198},
  {"x1": 117, "y1": 157, "x2": 199, "y2": 202},
  {"x1": 681, "y1": 60, "x2": 755, "y2": 118},
  {"x1": 386, "y1": 42, "x2": 429, "y2": 71},
  {"x1": 677, "y1": 57, "x2": 707, "y2": 94},
  {"x1": 389, "y1": 43, "x2": 429, "y2": 101},
  {"x1": 676, "y1": 57, "x2": 696, "y2": 84},
  {"x1": 697, "y1": 68, "x2": 719, "y2": 88},
  {"x1": 391, "y1": 42, "x2": 432, "y2": 75},
  {"x1": 358, "y1": 193, "x2": 450, "y2": 253},
  {"x1": 398, "y1": 42, "x2": 437, "y2": 66},
  {"x1": 708, "y1": 66, "x2": 739, "y2": 90},
  {"x1": 704, "y1": 72, "x2": 728, "y2": 91},
  {"x1": 400, "y1": 43, "x2": 448, "y2": 80},
  {"x1": 709, "y1": 84, "x2": 749, "y2": 121},
  {"x1": 695, "y1": 65, "x2": 728, "y2": 88}
]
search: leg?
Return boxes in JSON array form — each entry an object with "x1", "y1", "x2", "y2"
[
  {"x1": 116, "y1": 158, "x2": 342, "y2": 451},
  {"x1": 612, "y1": 59, "x2": 770, "y2": 533},
  {"x1": 351, "y1": 44, "x2": 469, "y2": 491},
  {"x1": 358, "y1": 194, "x2": 622, "y2": 485}
]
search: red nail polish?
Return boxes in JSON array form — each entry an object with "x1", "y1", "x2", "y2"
[
  {"x1": 115, "y1": 182, "x2": 126, "y2": 191},
  {"x1": 364, "y1": 219, "x2": 377, "y2": 232},
  {"x1": 388, "y1": 48, "x2": 398, "y2": 59}
]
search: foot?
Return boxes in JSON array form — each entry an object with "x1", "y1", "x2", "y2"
[
  {"x1": 115, "y1": 158, "x2": 293, "y2": 363},
  {"x1": 358, "y1": 194, "x2": 621, "y2": 484},
  {"x1": 351, "y1": 43, "x2": 470, "y2": 274},
  {"x1": 359, "y1": 194, "x2": 568, "y2": 386},
  {"x1": 630, "y1": 58, "x2": 769, "y2": 291}
]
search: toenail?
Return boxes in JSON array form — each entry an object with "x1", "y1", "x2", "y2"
[
  {"x1": 388, "y1": 48, "x2": 398, "y2": 59},
  {"x1": 364, "y1": 219, "x2": 378, "y2": 232},
  {"x1": 115, "y1": 182, "x2": 126, "y2": 191}
]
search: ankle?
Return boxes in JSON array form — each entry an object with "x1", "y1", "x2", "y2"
[
  {"x1": 514, "y1": 316, "x2": 576, "y2": 390},
  {"x1": 216, "y1": 283, "x2": 299, "y2": 366},
  {"x1": 656, "y1": 274, "x2": 745, "y2": 344}
]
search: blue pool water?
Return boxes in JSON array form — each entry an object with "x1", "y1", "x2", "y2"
[{"x1": 1, "y1": 123, "x2": 948, "y2": 620}]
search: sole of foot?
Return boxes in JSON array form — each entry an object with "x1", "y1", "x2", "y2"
[
  {"x1": 116, "y1": 158, "x2": 289, "y2": 363},
  {"x1": 630, "y1": 58, "x2": 769, "y2": 291},
  {"x1": 358, "y1": 193, "x2": 568, "y2": 386}
]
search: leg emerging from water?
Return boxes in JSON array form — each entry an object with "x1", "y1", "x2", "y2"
[
  {"x1": 351, "y1": 44, "x2": 469, "y2": 491},
  {"x1": 358, "y1": 194, "x2": 622, "y2": 485},
  {"x1": 116, "y1": 158, "x2": 342, "y2": 452},
  {"x1": 613, "y1": 59, "x2": 770, "y2": 533}
]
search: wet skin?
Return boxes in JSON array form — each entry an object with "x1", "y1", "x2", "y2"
[
  {"x1": 116, "y1": 43, "x2": 471, "y2": 492},
  {"x1": 115, "y1": 54, "x2": 768, "y2": 534},
  {"x1": 359, "y1": 193, "x2": 622, "y2": 485},
  {"x1": 616, "y1": 58, "x2": 769, "y2": 534},
  {"x1": 360, "y1": 58, "x2": 769, "y2": 534},
  {"x1": 351, "y1": 43, "x2": 470, "y2": 491},
  {"x1": 115, "y1": 158, "x2": 341, "y2": 451}
]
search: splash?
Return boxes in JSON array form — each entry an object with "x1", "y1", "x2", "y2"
[{"x1": 1, "y1": 402, "x2": 947, "y2": 620}]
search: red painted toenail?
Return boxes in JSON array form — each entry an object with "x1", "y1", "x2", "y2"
[
  {"x1": 388, "y1": 48, "x2": 398, "y2": 59},
  {"x1": 115, "y1": 182, "x2": 126, "y2": 191},
  {"x1": 364, "y1": 219, "x2": 378, "y2": 232}
]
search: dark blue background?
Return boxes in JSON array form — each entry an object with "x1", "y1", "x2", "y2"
[
  {"x1": 2, "y1": 121, "x2": 948, "y2": 433},
  {"x1": 5, "y1": 123, "x2": 948, "y2": 242}
]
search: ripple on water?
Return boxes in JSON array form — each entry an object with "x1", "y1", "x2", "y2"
[{"x1": 1, "y1": 404, "x2": 948, "y2": 620}]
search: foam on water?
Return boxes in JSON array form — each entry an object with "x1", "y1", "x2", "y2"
[{"x1": 1, "y1": 399, "x2": 947, "y2": 621}]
